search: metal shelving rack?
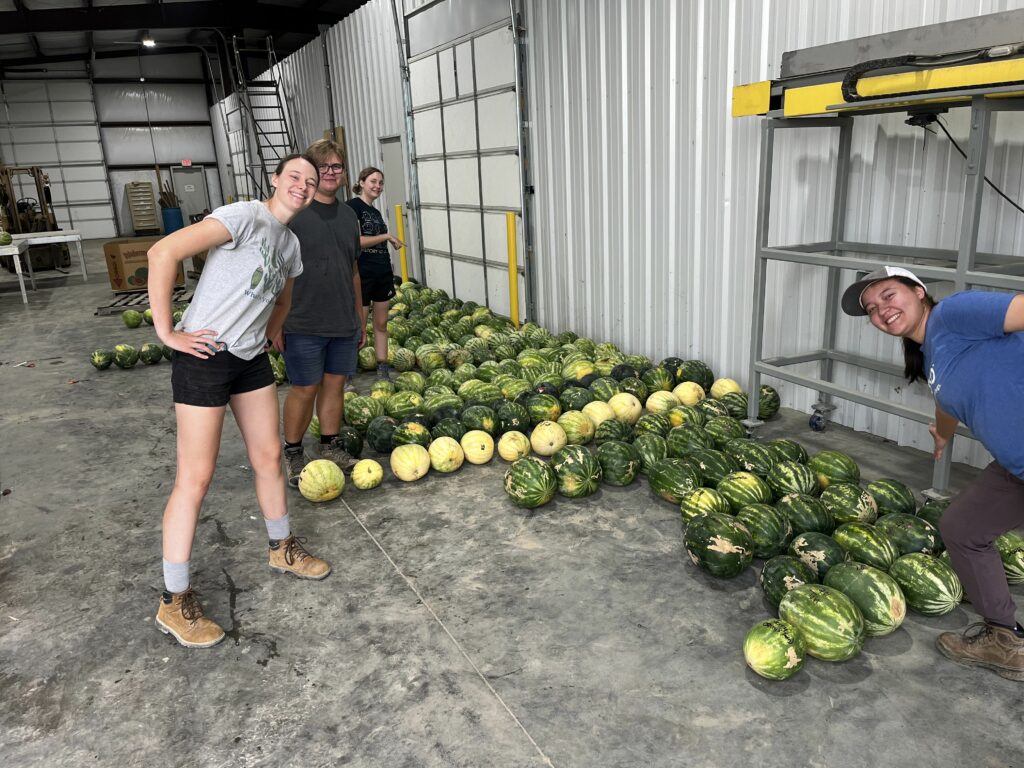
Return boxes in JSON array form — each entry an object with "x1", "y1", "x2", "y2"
[{"x1": 743, "y1": 87, "x2": 1024, "y2": 497}]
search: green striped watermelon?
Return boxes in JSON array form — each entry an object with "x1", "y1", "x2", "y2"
[
  {"x1": 760, "y1": 555, "x2": 818, "y2": 608},
  {"x1": 996, "y1": 530, "x2": 1024, "y2": 584},
  {"x1": 832, "y1": 522, "x2": 900, "y2": 571},
  {"x1": 736, "y1": 503, "x2": 793, "y2": 559},
  {"x1": 345, "y1": 395, "x2": 385, "y2": 433},
  {"x1": 718, "y1": 391, "x2": 749, "y2": 420},
  {"x1": 366, "y1": 415, "x2": 398, "y2": 453},
  {"x1": 666, "y1": 404, "x2": 705, "y2": 428},
  {"x1": 766, "y1": 460, "x2": 818, "y2": 498},
  {"x1": 888, "y1": 553, "x2": 963, "y2": 616},
  {"x1": 557, "y1": 410, "x2": 596, "y2": 445},
  {"x1": 702, "y1": 416, "x2": 747, "y2": 448},
  {"x1": 596, "y1": 441, "x2": 641, "y2": 486},
  {"x1": 641, "y1": 366, "x2": 675, "y2": 393},
  {"x1": 808, "y1": 450, "x2": 860, "y2": 489},
  {"x1": 461, "y1": 405, "x2": 497, "y2": 435},
  {"x1": 503, "y1": 456, "x2": 558, "y2": 509},
  {"x1": 866, "y1": 478, "x2": 917, "y2": 516},
  {"x1": 526, "y1": 393, "x2": 562, "y2": 425},
  {"x1": 648, "y1": 458, "x2": 701, "y2": 504},
  {"x1": 687, "y1": 449, "x2": 740, "y2": 488},
  {"x1": 696, "y1": 398, "x2": 731, "y2": 420},
  {"x1": 789, "y1": 532, "x2": 848, "y2": 579},
  {"x1": 758, "y1": 385, "x2": 781, "y2": 420},
  {"x1": 765, "y1": 438, "x2": 808, "y2": 465},
  {"x1": 495, "y1": 401, "x2": 531, "y2": 435},
  {"x1": 391, "y1": 421, "x2": 432, "y2": 448},
  {"x1": 431, "y1": 417, "x2": 467, "y2": 442},
  {"x1": 679, "y1": 359, "x2": 714, "y2": 391},
  {"x1": 683, "y1": 512, "x2": 754, "y2": 578},
  {"x1": 594, "y1": 417, "x2": 633, "y2": 446},
  {"x1": 820, "y1": 483, "x2": 878, "y2": 525},
  {"x1": 823, "y1": 562, "x2": 906, "y2": 636},
  {"x1": 559, "y1": 386, "x2": 594, "y2": 412},
  {"x1": 717, "y1": 471, "x2": 773, "y2": 512},
  {"x1": 550, "y1": 445, "x2": 602, "y2": 498},
  {"x1": 874, "y1": 513, "x2": 940, "y2": 555},
  {"x1": 743, "y1": 619, "x2": 806, "y2": 681},
  {"x1": 915, "y1": 498, "x2": 949, "y2": 551},
  {"x1": 385, "y1": 390, "x2": 425, "y2": 420},
  {"x1": 666, "y1": 425, "x2": 714, "y2": 458},
  {"x1": 679, "y1": 487, "x2": 732, "y2": 523},
  {"x1": 633, "y1": 433, "x2": 668, "y2": 475},
  {"x1": 778, "y1": 584, "x2": 865, "y2": 661},
  {"x1": 723, "y1": 439, "x2": 776, "y2": 477},
  {"x1": 634, "y1": 413, "x2": 671, "y2": 438},
  {"x1": 589, "y1": 376, "x2": 621, "y2": 402}
]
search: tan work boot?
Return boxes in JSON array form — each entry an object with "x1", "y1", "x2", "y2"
[
  {"x1": 155, "y1": 587, "x2": 226, "y2": 648},
  {"x1": 936, "y1": 622, "x2": 1024, "y2": 681},
  {"x1": 269, "y1": 535, "x2": 332, "y2": 580}
]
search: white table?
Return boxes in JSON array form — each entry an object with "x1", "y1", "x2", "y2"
[{"x1": 4, "y1": 230, "x2": 88, "y2": 304}]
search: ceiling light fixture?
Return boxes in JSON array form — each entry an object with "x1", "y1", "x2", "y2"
[{"x1": 141, "y1": 32, "x2": 156, "y2": 48}]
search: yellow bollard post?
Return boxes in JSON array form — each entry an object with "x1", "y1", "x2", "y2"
[
  {"x1": 394, "y1": 204, "x2": 409, "y2": 284},
  {"x1": 506, "y1": 212, "x2": 519, "y2": 328}
]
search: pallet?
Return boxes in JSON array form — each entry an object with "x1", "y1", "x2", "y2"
[{"x1": 95, "y1": 286, "x2": 193, "y2": 316}]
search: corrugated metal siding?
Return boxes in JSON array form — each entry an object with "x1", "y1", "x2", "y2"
[
  {"x1": 525, "y1": 0, "x2": 1024, "y2": 469},
  {"x1": 272, "y1": 37, "x2": 332, "y2": 150}
]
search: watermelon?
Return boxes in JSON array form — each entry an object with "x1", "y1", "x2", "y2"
[
  {"x1": 162, "y1": 344, "x2": 174, "y2": 361},
  {"x1": 736, "y1": 503, "x2": 793, "y2": 559},
  {"x1": 710, "y1": 378, "x2": 743, "y2": 400},
  {"x1": 345, "y1": 395, "x2": 384, "y2": 433},
  {"x1": 610, "y1": 363, "x2": 638, "y2": 381},
  {"x1": 866, "y1": 478, "x2": 917, "y2": 516},
  {"x1": 608, "y1": 393, "x2": 642, "y2": 426},
  {"x1": 297, "y1": 459, "x2": 344, "y2": 502},
  {"x1": 504, "y1": 456, "x2": 558, "y2": 509},
  {"x1": 460, "y1": 430, "x2": 495, "y2": 464},
  {"x1": 122, "y1": 309, "x2": 143, "y2": 328},
  {"x1": 765, "y1": 460, "x2": 817, "y2": 498},
  {"x1": 648, "y1": 458, "x2": 701, "y2": 504},
  {"x1": 889, "y1": 553, "x2": 963, "y2": 616},
  {"x1": 789, "y1": 532, "x2": 848, "y2": 579},
  {"x1": 350, "y1": 459, "x2": 384, "y2": 490},
  {"x1": 808, "y1": 450, "x2": 860, "y2": 489},
  {"x1": 832, "y1": 522, "x2": 900, "y2": 571},
  {"x1": 678, "y1": 360, "x2": 714, "y2": 391},
  {"x1": 530, "y1": 420, "x2": 568, "y2": 457},
  {"x1": 775, "y1": 493, "x2": 834, "y2": 535},
  {"x1": 641, "y1": 367, "x2": 675, "y2": 393},
  {"x1": 666, "y1": 425, "x2": 713, "y2": 458},
  {"x1": 633, "y1": 433, "x2": 668, "y2": 475},
  {"x1": 778, "y1": 584, "x2": 865, "y2": 662},
  {"x1": 765, "y1": 438, "x2": 808, "y2": 465},
  {"x1": 91, "y1": 349, "x2": 114, "y2": 370},
  {"x1": 687, "y1": 449, "x2": 740, "y2": 488},
  {"x1": 758, "y1": 385, "x2": 781, "y2": 420},
  {"x1": 394, "y1": 370, "x2": 426, "y2": 394},
  {"x1": 526, "y1": 393, "x2": 561, "y2": 425},
  {"x1": 679, "y1": 487, "x2": 732, "y2": 523},
  {"x1": 696, "y1": 398, "x2": 731, "y2": 420},
  {"x1": 760, "y1": 555, "x2": 818, "y2": 608},
  {"x1": 703, "y1": 416, "x2": 747, "y2": 448},
  {"x1": 431, "y1": 417, "x2": 467, "y2": 442},
  {"x1": 334, "y1": 426, "x2": 363, "y2": 458},
  {"x1": 423, "y1": 391, "x2": 463, "y2": 416},
  {"x1": 915, "y1": 498, "x2": 949, "y2": 551},
  {"x1": 550, "y1": 445, "x2": 602, "y2": 498},
  {"x1": 0, "y1": 229, "x2": 10, "y2": 246},
  {"x1": 723, "y1": 439, "x2": 776, "y2": 476},
  {"x1": 558, "y1": 410, "x2": 596, "y2": 445},
  {"x1": 428, "y1": 436, "x2": 465, "y2": 473},
  {"x1": 495, "y1": 401, "x2": 531, "y2": 434},
  {"x1": 497, "y1": 431, "x2": 531, "y2": 462},
  {"x1": 874, "y1": 513, "x2": 940, "y2": 555},
  {"x1": 671, "y1": 381, "x2": 705, "y2": 407},
  {"x1": 582, "y1": 401, "x2": 615, "y2": 428},
  {"x1": 823, "y1": 562, "x2": 907, "y2": 636},
  {"x1": 718, "y1": 391, "x2": 749, "y2": 420},
  {"x1": 596, "y1": 441, "x2": 641, "y2": 486},
  {"x1": 717, "y1": 471, "x2": 773, "y2": 512},
  {"x1": 683, "y1": 512, "x2": 754, "y2": 578},
  {"x1": 743, "y1": 619, "x2": 806, "y2": 680},
  {"x1": 391, "y1": 421, "x2": 432, "y2": 448},
  {"x1": 995, "y1": 530, "x2": 1024, "y2": 584},
  {"x1": 560, "y1": 386, "x2": 594, "y2": 412},
  {"x1": 666, "y1": 404, "x2": 705, "y2": 429},
  {"x1": 391, "y1": 443, "x2": 431, "y2": 481},
  {"x1": 594, "y1": 417, "x2": 633, "y2": 446},
  {"x1": 589, "y1": 377, "x2": 621, "y2": 402},
  {"x1": 820, "y1": 483, "x2": 878, "y2": 525},
  {"x1": 646, "y1": 390, "x2": 681, "y2": 415},
  {"x1": 461, "y1": 405, "x2": 497, "y2": 435},
  {"x1": 634, "y1": 413, "x2": 671, "y2": 438},
  {"x1": 113, "y1": 344, "x2": 139, "y2": 369},
  {"x1": 618, "y1": 377, "x2": 649, "y2": 403},
  {"x1": 365, "y1": 415, "x2": 398, "y2": 453}
]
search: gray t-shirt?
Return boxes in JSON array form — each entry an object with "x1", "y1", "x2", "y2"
[
  {"x1": 284, "y1": 199, "x2": 361, "y2": 336},
  {"x1": 178, "y1": 201, "x2": 303, "y2": 360}
]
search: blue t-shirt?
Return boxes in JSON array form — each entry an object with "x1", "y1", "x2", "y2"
[{"x1": 923, "y1": 291, "x2": 1024, "y2": 478}]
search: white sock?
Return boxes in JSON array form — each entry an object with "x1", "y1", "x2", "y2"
[
  {"x1": 265, "y1": 514, "x2": 291, "y2": 542},
  {"x1": 162, "y1": 559, "x2": 190, "y2": 594}
]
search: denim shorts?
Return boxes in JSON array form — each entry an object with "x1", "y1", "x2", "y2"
[
  {"x1": 171, "y1": 350, "x2": 275, "y2": 407},
  {"x1": 282, "y1": 333, "x2": 359, "y2": 385}
]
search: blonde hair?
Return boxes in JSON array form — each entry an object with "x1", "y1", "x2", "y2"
[
  {"x1": 352, "y1": 166, "x2": 383, "y2": 195},
  {"x1": 304, "y1": 139, "x2": 347, "y2": 171}
]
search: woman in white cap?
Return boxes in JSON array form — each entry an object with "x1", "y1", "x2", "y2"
[{"x1": 842, "y1": 265, "x2": 1024, "y2": 680}]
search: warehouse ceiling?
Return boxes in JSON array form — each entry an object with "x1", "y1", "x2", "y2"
[{"x1": 0, "y1": 0, "x2": 371, "y2": 72}]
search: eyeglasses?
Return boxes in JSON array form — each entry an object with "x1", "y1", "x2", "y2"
[{"x1": 318, "y1": 163, "x2": 345, "y2": 175}]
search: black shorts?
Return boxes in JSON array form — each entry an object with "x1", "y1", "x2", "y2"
[
  {"x1": 171, "y1": 350, "x2": 275, "y2": 407},
  {"x1": 361, "y1": 265, "x2": 396, "y2": 305}
]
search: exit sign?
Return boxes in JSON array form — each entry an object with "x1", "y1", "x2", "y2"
[{"x1": 182, "y1": 159, "x2": 192, "y2": 167}]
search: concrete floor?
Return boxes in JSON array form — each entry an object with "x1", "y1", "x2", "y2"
[{"x1": 1, "y1": 242, "x2": 1022, "y2": 768}]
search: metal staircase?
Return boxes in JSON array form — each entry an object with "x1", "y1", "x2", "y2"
[{"x1": 223, "y1": 36, "x2": 297, "y2": 201}]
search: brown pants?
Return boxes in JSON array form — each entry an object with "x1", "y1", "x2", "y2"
[{"x1": 940, "y1": 461, "x2": 1024, "y2": 627}]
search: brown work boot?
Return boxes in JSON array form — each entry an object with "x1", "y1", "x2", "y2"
[
  {"x1": 284, "y1": 445, "x2": 307, "y2": 488},
  {"x1": 269, "y1": 535, "x2": 332, "y2": 580},
  {"x1": 155, "y1": 587, "x2": 226, "y2": 648},
  {"x1": 319, "y1": 438, "x2": 358, "y2": 472},
  {"x1": 936, "y1": 622, "x2": 1024, "y2": 681}
]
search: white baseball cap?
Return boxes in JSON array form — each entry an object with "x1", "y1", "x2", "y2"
[{"x1": 841, "y1": 266, "x2": 928, "y2": 316}]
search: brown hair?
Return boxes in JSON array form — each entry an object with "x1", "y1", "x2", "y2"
[
  {"x1": 304, "y1": 139, "x2": 347, "y2": 172},
  {"x1": 897, "y1": 277, "x2": 937, "y2": 384},
  {"x1": 352, "y1": 166, "x2": 383, "y2": 194},
  {"x1": 272, "y1": 153, "x2": 319, "y2": 184}
]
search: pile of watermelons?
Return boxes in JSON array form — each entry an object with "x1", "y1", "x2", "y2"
[{"x1": 90, "y1": 306, "x2": 188, "y2": 370}]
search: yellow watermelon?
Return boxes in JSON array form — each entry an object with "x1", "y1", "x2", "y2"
[
  {"x1": 645, "y1": 390, "x2": 680, "y2": 414},
  {"x1": 582, "y1": 400, "x2": 615, "y2": 428},
  {"x1": 672, "y1": 381, "x2": 705, "y2": 406},
  {"x1": 298, "y1": 459, "x2": 344, "y2": 502},
  {"x1": 460, "y1": 430, "x2": 495, "y2": 464},
  {"x1": 608, "y1": 392, "x2": 642, "y2": 425},
  {"x1": 390, "y1": 444, "x2": 430, "y2": 481},
  {"x1": 428, "y1": 436, "x2": 465, "y2": 473},
  {"x1": 497, "y1": 431, "x2": 531, "y2": 462},
  {"x1": 350, "y1": 459, "x2": 383, "y2": 490},
  {"x1": 710, "y1": 377, "x2": 744, "y2": 400},
  {"x1": 530, "y1": 420, "x2": 567, "y2": 457}
]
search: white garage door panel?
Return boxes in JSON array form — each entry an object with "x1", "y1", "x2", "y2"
[
  {"x1": 486, "y1": 262, "x2": 524, "y2": 317},
  {"x1": 53, "y1": 180, "x2": 111, "y2": 202},
  {"x1": 59, "y1": 165, "x2": 107, "y2": 182},
  {"x1": 443, "y1": 101, "x2": 477, "y2": 153},
  {"x1": 409, "y1": 56, "x2": 440, "y2": 107},
  {"x1": 101, "y1": 127, "x2": 157, "y2": 164},
  {"x1": 456, "y1": 42, "x2": 474, "y2": 95},
  {"x1": 47, "y1": 81, "x2": 93, "y2": 101},
  {"x1": 439, "y1": 48, "x2": 457, "y2": 101},
  {"x1": 425, "y1": 253, "x2": 455, "y2": 294},
  {"x1": 7, "y1": 102, "x2": 52, "y2": 123},
  {"x1": 413, "y1": 109, "x2": 443, "y2": 155},
  {"x1": 449, "y1": 209, "x2": 482, "y2": 258},
  {"x1": 417, "y1": 160, "x2": 448, "y2": 205},
  {"x1": 473, "y1": 27, "x2": 515, "y2": 89},
  {"x1": 420, "y1": 208, "x2": 451, "y2": 251},
  {"x1": 74, "y1": 219, "x2": 117, "y2": 239},
  {"x1": 483, "y1": 211, "x2": 521, "y2": 267},
  {"x1": 10, "y1": 144, "x2": 62, "y2": 165},
  {"x1": 453, "y1": 262, "x2": 487, "y2": 306},
  {"x1": 151, "y1": 127, "x2": 215, "y2": 163},
  {"x1": 62, "y1": 142, "x2": 104, "y2": 163},
  {"x1": 446, "y1": 158, "x2": 480, "y2": 207},
  {"x1": 55, "y1": 124, "x2": 100, "y2": 142},
  {"x1": 481, "y1": 155, "x2": 520, "y2": 209},
  {"x1": 477, "y1": 92, "x2": 518, "y2": 149},
  {"x1": 2, "y1": 82, "x2": 37, "y2": 100},
  {"x1": 95, "y1": 84, "x2": 209, "y2": 123}
]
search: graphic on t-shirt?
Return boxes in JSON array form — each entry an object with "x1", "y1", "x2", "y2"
[
  {"x1": 250, "y1": 265, "x2": 264, "y2": 289},
  {"x1": 244, "y1": 237, "x2": 286, "y2": 301}
]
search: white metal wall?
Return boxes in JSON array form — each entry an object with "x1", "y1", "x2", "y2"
[{"x1": 524, "y1": 0, "x2": 1024, "y2": 469}]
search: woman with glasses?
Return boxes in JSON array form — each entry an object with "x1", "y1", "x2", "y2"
[{"x1": 347, "y1": 167, "x2": 404, "y2": 381}]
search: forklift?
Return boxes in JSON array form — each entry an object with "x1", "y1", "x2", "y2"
[{"x1": 0, "y1": 165, "x2": 70, "y2": 271}]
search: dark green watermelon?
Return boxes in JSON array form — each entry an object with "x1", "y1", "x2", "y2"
[
  {"x1": 633, "y1": 433, "x2": 668, "y2": 475},
  {"x1": 365, "y1": 415, "x2": 398, "y2": 453},
  {"x1": 866, "y1": 478, "x2": 917, "y2": 516},
  {"x1": 596, "y1": 441, "x2": 641, "y2": 486},
  {"x1": 736, "y1": 503, "x2": 794, "y2": 559},
  {"x1": 684, "y1": 512, "x2": 754, "y2": 578},
  {"x1": 666, "y1": 425, "x2": 714, "y2": 458},
  {"x1": 760, "y1": 555, "x2": 818, "y2": 608},
  {"x1": 687, "y1": 448, "x2": 740, "y2": 488},
  {"x1": 594, "y1": 417, "x2": 633, "y2": 446},
  {"x1": 875, "y1": 513, "x2": 940, "y2": 555},
  {"x1": 789, "y1": 532, "x2": 848, "y2": 579},
  {"x1": 648, "y1": 458, "x2": 701, "y2": 504},
  {"x1": 550, "y1": 445, "x2": 602, "y2": 498},
  {"x1": 775, "y1": 493, "x2": 834, "y2": 535}
]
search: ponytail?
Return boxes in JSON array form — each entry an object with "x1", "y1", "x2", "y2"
[{"x1": 898, "y1": 278, "x2": 936, "y2": 383}]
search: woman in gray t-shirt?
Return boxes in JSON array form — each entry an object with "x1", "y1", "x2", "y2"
[{"x1": 146, "y1": 154, "x2": 334, "y2": 649}]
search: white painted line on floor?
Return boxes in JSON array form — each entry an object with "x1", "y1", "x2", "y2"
[{"x1": 340, "y1": 496, "x2": 555, "y2": 768}]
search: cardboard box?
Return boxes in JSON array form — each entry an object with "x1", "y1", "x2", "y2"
[{"x1": 103, "y1": 237, "x2": 184, "y2": 293}]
